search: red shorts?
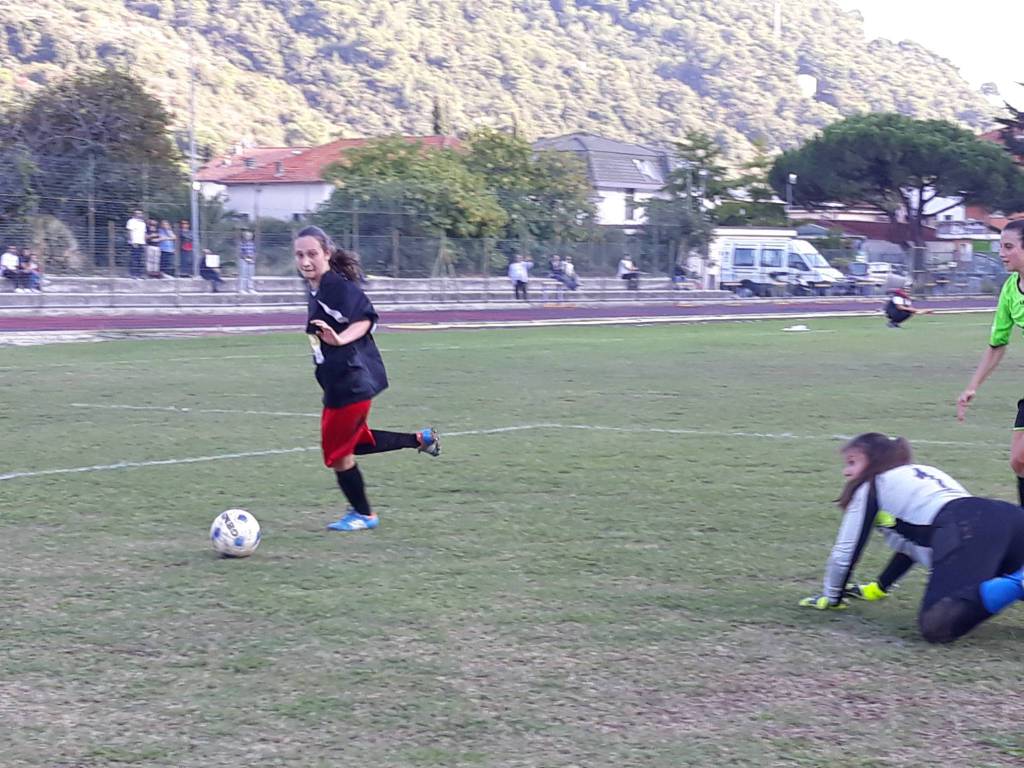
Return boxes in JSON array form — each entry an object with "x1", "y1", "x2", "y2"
[{"x1": 321, "y1": 400, "x2": 375, "y2": 467}]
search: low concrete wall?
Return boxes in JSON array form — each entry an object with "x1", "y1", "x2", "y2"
[{"x1": 0, "y1": 275, "x2": 734, "y2": 310}]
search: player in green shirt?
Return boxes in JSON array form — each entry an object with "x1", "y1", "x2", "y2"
[{"x1": 958, "y1": 219, "x2": 1024, "y2": 503}]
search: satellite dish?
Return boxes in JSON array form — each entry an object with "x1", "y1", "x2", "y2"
[{"x1": 797, "y1": 74, "x2": 818, "y2": 98}]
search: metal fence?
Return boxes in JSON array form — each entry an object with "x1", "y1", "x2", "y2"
[{"x1": 0, "y1": 213, "x2": 692, "y2": 280}]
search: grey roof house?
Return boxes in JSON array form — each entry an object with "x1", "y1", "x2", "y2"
[{"x1": 532, "y1": 133, "x2": 674, "y2": 226}]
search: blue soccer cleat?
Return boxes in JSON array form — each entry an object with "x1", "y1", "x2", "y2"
[
  {"x1": 327, "y1": 511, "x2": 379, "y2": 532},
  {"x1": 417, "y1": 427, "x2": 441, "y2": 457}
]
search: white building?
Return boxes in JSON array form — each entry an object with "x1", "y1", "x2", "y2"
[
  {"x1": 532, "y1": 133, "x2": 676, "y2": 226},
  {"x1": 197, "y1": 136, "x2": 462, "y2": 221}
]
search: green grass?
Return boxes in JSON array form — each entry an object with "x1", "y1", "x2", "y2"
[{"x1": 2, "y1": 314, "x2": 1024, "y2": 767}]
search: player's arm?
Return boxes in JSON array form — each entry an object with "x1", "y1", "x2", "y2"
[
  {"x1": 310, "y1": 277, "x2": 379, "y2": 347},
  {"x1": 311, "y1": 318, "x2": 371, "y2": 347},
  {"x1": 801, "y1": 484, "x2": 875, "y2": 610},
  {"x1": 959, "y1": 282, "x2": 1012, "y2": 419},
  {"x1": 846, "y1": 552, "x2": 913, "y2": 601},
  {"x1": 958, "y1": 345, "x2": 1007, "y2": 420}
]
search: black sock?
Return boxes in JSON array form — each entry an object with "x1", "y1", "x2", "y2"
[
  {"x1": 335, "y1": 465, "x2": 372, "y2": 517},
  {"x1": 355, "y1": 430, "x2": 419, "y2": 455},
  {"x1": 1017, "y1": 475, "x2": 1024, "y2": 507}
]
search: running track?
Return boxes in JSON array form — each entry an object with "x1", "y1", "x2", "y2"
[{"x1": 0, "y1": 296, "x2": 997, "y2": 333}]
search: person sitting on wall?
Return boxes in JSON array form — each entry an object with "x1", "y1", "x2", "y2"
[
  {"x1": 200, "y1": 249, "x2": 226, "y2": 293},
  {"x1": 617, "y1": 255, "x2": 640, "y2": 290}
]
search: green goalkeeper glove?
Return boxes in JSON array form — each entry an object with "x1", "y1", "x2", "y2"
[
  {"x1": 798, "y1": 595, "x2": 847, "y2": 610},
  {"x1": 844, "y1": 582, "x2": 888, "y2": 601}
]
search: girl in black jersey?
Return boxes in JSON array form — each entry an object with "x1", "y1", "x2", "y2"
[{"x1": 295, "y1": 226, "x2": 440, "y2": 532}]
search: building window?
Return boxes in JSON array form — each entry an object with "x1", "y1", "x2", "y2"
[
  {"x1": 625, "y1": 188, "x2": 637, "y2": 220},
  {"x1": 292, "y1": 213, "x2": 303, "y2": 222}
]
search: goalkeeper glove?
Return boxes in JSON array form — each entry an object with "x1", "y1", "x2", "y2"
[
  {"x1": 844, "y1": 582, "x2": 888, "y2": 601},
  {"x1": 798, "y1": 595, "x2": 847, "y2": 610}
]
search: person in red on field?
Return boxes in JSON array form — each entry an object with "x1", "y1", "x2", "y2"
[{"x1": 295, "y1": 225, "x2": 441, "y2": 532}]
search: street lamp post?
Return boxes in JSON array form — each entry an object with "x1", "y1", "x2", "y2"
[
  {"x1": 187, "y1": 0, "x2": 201, "y2": 276},
  {"x1": 782, "y1": 172, "x2": 798, "y2": 210}
]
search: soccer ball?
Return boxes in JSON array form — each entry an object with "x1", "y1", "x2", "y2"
[{"x1": 210, "y1": 509, "x2": 262, "y2": 558}]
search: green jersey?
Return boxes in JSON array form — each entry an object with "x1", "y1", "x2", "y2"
[{"x1": 990, "y1": 274, "x2": 1024, "y2": 347}]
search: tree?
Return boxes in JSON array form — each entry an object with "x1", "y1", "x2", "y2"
[
  {"x1": 641, "y1": 196, "x2": 714, "y2": 274},
  {"x1": 0, "y1": 67, "x2": 187, "y2": 263},
  {"x1": 463, "y1": 128, "x2": 596, "y2": 244},
  {"x1": 769, "y1": 113, "x2": 1024, "y2": 251},
  {"x1": 317, "y1": 137, "x2": 508, "y2": 271},
  {"x1": 662, "y1": 130, "x2": 730, "y2": 202},
  {"x1": 995, "y1": 85, "x2": 1024, "y2": 159},
  {"x1": 715, "y1": 143, "x2": 788, "y2": 227}
]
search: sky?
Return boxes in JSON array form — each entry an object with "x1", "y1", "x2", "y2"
[{"x1": 834, "y1": 0, "x2": 1023, "y2": 110}]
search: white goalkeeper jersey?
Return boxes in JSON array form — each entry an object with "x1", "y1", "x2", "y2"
[{"x1": 821, "y1": 464, "x2": 969, "y2": 601}]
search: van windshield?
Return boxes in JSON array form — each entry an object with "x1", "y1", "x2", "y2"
[{"x1": 803, "y1": 251, "x2": 830, "y2": 268}]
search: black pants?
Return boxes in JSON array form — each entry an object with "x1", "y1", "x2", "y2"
[
  {"x1": 3, "y1": 268, "x2": 26, "y2": 290},
  {"x1": 200, "y1": 266, "x2": 224, "y2": 292},
  {"x1": 129, "y1": 245, "x2": 144, "y2": 277},
  {"x1": 885, "y1": 302, "x2": 912, "y2": 325},
  {"x1": 918, "y1": 497, "x2": 1024, "y2": 643},
  {"x1": 514, "y1": 281, "x2": 528, "y2": 300}
]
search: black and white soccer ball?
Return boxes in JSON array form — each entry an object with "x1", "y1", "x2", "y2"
[{"x1": 210, "y1": 509, "x2": 261, "y2": 558}]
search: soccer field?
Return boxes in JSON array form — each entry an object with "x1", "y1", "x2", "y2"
[{"x1": 3, "y1": 314, "x2": 1024, "y2": 767}]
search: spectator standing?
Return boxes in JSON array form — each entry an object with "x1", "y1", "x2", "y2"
[
  {"x1": 145, "y1": 219, "x2": 162, "y2": 278},
  {"x1": 238, "y1": 230, "x2": 256, "y2": 293},
  {"x1": 508, "y1": 254, "x2": 533, "y2": 301},
  {"x1": 178, "y1": 220, "x2": 194, "y2": 277},
  {"x1": 157, "y1": 220, "x2": 177, "y2": 276},
  {"x1": 1, "y1": 244, "x2": 24, "y2": 291},
  {"x1": 125, "y1": 210, "x2": 147, "y2": 278}
]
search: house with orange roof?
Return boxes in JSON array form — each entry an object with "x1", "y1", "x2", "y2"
[{"x1": 197, "y1": 135, "x2": 461, "y2": 222}]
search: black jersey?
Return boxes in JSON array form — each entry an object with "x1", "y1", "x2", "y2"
[{"x1": 306, "y1": 271, "x2": 388, "y2": 408}]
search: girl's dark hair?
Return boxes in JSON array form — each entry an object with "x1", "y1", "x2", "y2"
[
  {"x1": 835, "y1": 432, "x2": 913, "y2": 508},
  {"x1": 294, "y1": 225, "x2": 362, "y2": 283},
  {"x1": 1003, "y1": 219, "x2": 1024, "y2": 241}
]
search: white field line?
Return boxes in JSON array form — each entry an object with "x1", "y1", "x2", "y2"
[
  {"x1": 0, "y1": 420, "x2": 994, "y2": 482},
  {"x1": 0, "y1": 447, "x2": 316, "y2": 481},
  {"x1": 71, "y1": 402, "x2": 319, "y2": 418}
]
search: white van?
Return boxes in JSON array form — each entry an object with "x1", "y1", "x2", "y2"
[{"x1": 713, "y1": 227, "x2": 844, "y2": 297}]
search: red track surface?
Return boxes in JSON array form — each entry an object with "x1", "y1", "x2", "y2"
[{"x1": 0, "y1": 297, "x2": 995, "y2": 333}]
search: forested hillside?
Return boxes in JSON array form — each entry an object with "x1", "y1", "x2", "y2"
[{"x1": 0, "y1": 0, "x2": 995, "y2": 161}]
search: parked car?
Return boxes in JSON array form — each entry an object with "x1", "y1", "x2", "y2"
[{"x1": 844, "y1": 261, "x2": 884, "y2": 294}]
